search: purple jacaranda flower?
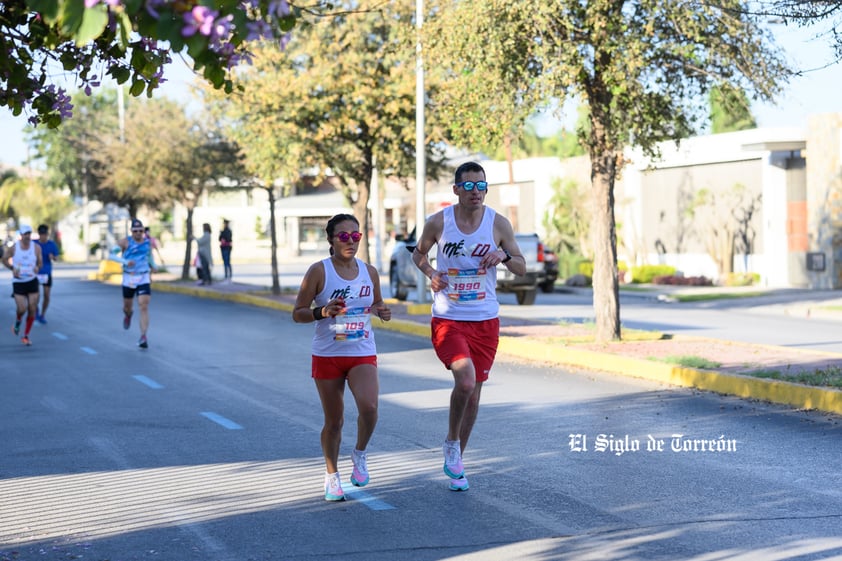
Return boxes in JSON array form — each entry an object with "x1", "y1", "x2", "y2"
[
  {"x1": 279, "y1": 32, "x2": 291, "y2": 50},
  {"x1": 183, "y1": 6, "x2": 218, "y2": 37},
  {"x1": 245, "y1": 20, "x2": 273, "y2": 41},
  {"x1": 268, "y1": 0, "x2": 290, "y2": 18},
  {"x1": 213, "y1": 14, "x2": 235, "y2": 42},
  {"x1": 145, "y1": 0, "x2": 166, "y2": 18}
]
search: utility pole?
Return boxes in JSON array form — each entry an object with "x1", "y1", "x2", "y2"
[{"x1": 415, "y1": 0, "x2": 427, "y2": 303}]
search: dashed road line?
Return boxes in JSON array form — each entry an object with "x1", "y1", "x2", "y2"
[
  {"x1": 80, "y1": 347, "x2": 97, "y2": 355},
  {"x1": 344, "y1": 487, "x2": 396, "y2": 510},
  {"x1": 200, "y1": 412, "x2": 243, "y2": 430},
  {"x1": 133, "y1": 375, "x2": 164, "y2": 389}
]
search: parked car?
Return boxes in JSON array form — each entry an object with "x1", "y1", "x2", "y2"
[{"x1": 389, "y1": 228, "x2": 550, "y2": 305}]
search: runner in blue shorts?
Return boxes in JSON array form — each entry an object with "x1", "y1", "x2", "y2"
[
  {"x1": 117, "y1": 219, "x2": 158, "y2": 349},
  {"x1": 34, "y1": 224, "x2": 61, "y2": 324}
]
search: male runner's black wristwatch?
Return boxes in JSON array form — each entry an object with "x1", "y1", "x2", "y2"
[{"x1": 501, "y1": 249, "x2": 512, "y2": 263}]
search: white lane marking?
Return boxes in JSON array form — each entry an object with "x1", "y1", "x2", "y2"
[
  {"x1": 133, "y1": 375, "x2": 163, "y2": 389},
  {"x1": 200, "y1": 412, "x2": 243, "y2": 430},
  {"x1": 343, "y1": 487, "x2": 396, "y2": 510},
  {"x1": 52, "y1": 332, "x2": 68, "y2": 340},
  {"x1": 80, "y1": 347, "x2": 97, "y2": 355}
]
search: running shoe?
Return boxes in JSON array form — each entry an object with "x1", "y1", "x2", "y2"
[
  {"x1": 350, "y1": 449, "x2": 369, "y2": 487},
  {"x1": 138, "y1": 335, "x2": 148, "y2": 349},
  {"x1": 443, "y1": 440, "x2": 464, "y2": 478},
  {"x1": 36, "y1": 313, "x2": 47, "y2": 325},
  {"x1": 449, "y1": 475, "x2": 469, "y2": 492},
  {"x1": 21, "y1": 336, "x2": 32, "y2": 346},
  {"x1": 123, "y1": 313, "x2": 132, "y2": 330},
  {"x1": 325, "y1": 473, "x2": 345, "y2": 501},
  {"x1": 12, "y1": 321, "x2": 20, "y2": 336}
]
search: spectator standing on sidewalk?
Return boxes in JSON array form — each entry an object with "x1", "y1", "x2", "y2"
[
  {"x1": 196, "y1": 223, "x2": 213, "y2": 285},
  {"x1": 3, "y1": 224, "x2": 42, "y2": 346},
  {"x1": 411, "y1": 161, "x2": 525, "y2": 492},
  {"x1": 292, "y1": 213, "x2": 392, "y2": 502},
  {"x1": 34, "y1": 224, "x2": 60, "y2": 324},
  {"x1": 219, "y1": 219, "x2": 233, "y2": 282}
]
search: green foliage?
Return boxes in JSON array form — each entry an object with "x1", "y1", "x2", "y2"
[
  {"x1": 661, "y1": 356, "x2": 722, "y2": 370},
  {"x1": 749, "y1": 366, "x2": 842, "y2": 389},
  {"x1": 631, "y1": 265, "x2": 677, "y2": 284},
  {"x1": 578, "y1": 260, "x2": 628, "y2": 278},
  {"x1": 26, "y1": 89, "x2": 119, "y2": 201},
  {"x1": 2, "y1": 0, "x2": 304, "y2": 127},
  {"x1": 209, "y1": 0, "x2": 446, "y2": 263},
  {"x1": 542, "y1": 178, "x2": 592, "y2": 259},
  {"x1": 426, "y1": 0, "x2": 792, "y2": 342},
  {"x1": 709, "y1": 84, "x2": 757, "y2": 133},
  {"x1": 0, "y1": 173, "x2": 73, "y2": 226}
]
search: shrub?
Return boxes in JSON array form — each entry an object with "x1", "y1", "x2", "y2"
[
  {"x1": 631, "y1": 264, "x2": 677, "y2": 284},
  {"x1": 652, "y1": 275, "x2": 713, "y2": 286},
  {"x1": 723, "y1": 272, "x2": 760, "y2": 286},
  {"x1": 577, "y1": 261, "x2": 628, "y2": 279}
]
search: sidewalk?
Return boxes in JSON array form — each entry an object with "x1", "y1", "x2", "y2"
[{"x1": 149, "y1": 276, "x2": 842, "y2": 417}]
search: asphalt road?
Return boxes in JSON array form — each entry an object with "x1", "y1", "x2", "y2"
[
  {"x1": 226, "y1": 260, "x2": 842, "y2": 354},
  {"x1": 2, "y1": 273, "x2": 842, "y2": 560}
]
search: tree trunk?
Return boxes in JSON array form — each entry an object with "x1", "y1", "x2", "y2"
[
  {"x1": 592, "y1": 151, "x2": 621, "y2": 342},
  {"x1": 353, "y1": 166, "x2": 373, "y2": 265},
  {"x1": 268, "y1": 188, "x2": 281, "y2": 295}
]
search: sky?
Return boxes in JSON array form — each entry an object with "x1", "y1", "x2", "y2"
[{"x1": 1, "y1": 22, "x2": 840, "y2": 168}]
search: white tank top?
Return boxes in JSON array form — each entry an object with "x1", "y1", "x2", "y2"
[
  {"x1": 12, "y1": 240, "x2": 37, "y2": 283},
  {"x1": 311, "y1": 257, "x2": 378, "y2": 357},
  {"x1": 432, "y1": 205, "x2": 499, "y2": 320}
]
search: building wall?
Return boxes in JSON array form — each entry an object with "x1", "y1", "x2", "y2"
[{"x1": 806, "y1": 113, "x2": 842, "y2": 289}]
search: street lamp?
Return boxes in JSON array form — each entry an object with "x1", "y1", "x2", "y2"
[{"x1": 415, "y1": 0, "x2": 427, "y2": 303}]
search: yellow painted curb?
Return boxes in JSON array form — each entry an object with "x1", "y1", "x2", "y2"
[
  {"x1": 405, "y1": 303, "x2": 431, "y2": 315},
  {"x1": 497, "y1": 337, "x2": 842, "y2": 416},
  {"x1": 153, "y1": 282, "x2": 294, "y2": 311}
]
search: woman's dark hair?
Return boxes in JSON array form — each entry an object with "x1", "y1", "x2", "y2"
[
  {"x1": 454, "y1": 161, "x2": 485, "y2": 184},
  {"x1": 325, "y1": 213, "x2": 359, "y2": 255}
]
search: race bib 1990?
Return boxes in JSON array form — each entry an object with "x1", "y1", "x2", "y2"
[{"x1": 447, "y1": 267, "x2": 486, "y2": 302}]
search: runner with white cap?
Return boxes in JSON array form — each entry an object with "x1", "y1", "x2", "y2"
[{"x1": 2, "y1": 224, "x2": 43, "y2": 346}]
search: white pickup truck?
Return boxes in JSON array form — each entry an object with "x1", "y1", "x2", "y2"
[{"x1": 389, "y1": 230, "x2": 549, "y2": 305}]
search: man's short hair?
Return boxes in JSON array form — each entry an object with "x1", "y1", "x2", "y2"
[
  {"x1": 37, "y1": 224, "x2": 49, "y2": 234},
  {"x1": 454, "y1": 161, "x2": 485, "y2": 184}
]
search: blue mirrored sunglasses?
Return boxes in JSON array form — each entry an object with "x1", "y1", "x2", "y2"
[{"x1": 456, "y1": 181, "x2": 488, "y2": 191}]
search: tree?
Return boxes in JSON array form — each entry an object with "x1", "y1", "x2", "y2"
[
  {"x1": 427, "y1": 0, "x2": 790, "y2": 342},
  {"x1": 210, "y1": 0, "x2": 446, "y2": 265},
  {"x1": 689, "y1": 183, "x2": 762, "y2": 279},
  {"x1": 26, "y1": 90, "x2": 119, "y2": 204},
  {"x1": 542, "y1": 178, "x2": 592, "y2": 260},
  {"x1": 763, "y1": 1, "x2": 842, "y2": 60},
  {"x1": 1, "y1": 0, "x2": 300, "y2": 128},
  {"x1": 0, "y1": 172, "x2": 74, "y2": 227},
  {"x1": 95, "y1": 96, "x2": 245, "y2": 279},
  {"x1": 709, "y1": 84, "x2": 757, "y2": 133}
]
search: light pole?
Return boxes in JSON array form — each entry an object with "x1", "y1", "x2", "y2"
[{"x1": 415, "y1": 0, "x2": 428, "y2": 303}]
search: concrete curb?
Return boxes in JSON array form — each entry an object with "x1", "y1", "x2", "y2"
[
  {"x1": 152, "y1": 280, "x2": 842, "y2": 416},
  {"x1": 497, "y1": 338, "x2": 842, "y2": 415}
]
